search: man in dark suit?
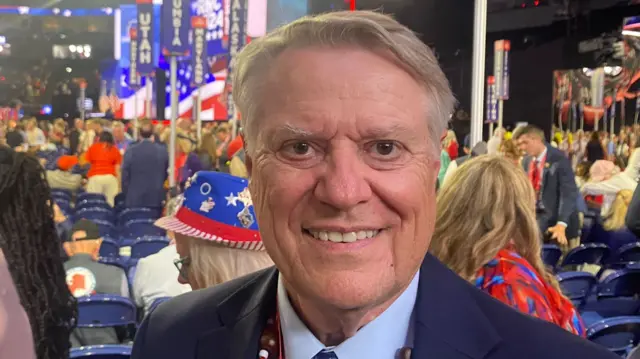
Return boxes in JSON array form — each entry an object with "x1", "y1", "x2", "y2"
[
  {"x1": 121, "y1": 120, "x2": 168, "y2": 210},
  {"x1": 627, "y1": 185, "x2": 640, "y2": 238},
  {"x1": 515, "y1": 125, "x2": 580, "y2": 247},
  {"x1": 132, "y1": 11, "x2": 615, "y2": 359}
]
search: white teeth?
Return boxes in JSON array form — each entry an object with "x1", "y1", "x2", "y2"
[{"x1": 307, "y1": 230, "x2": 380, "y2": 243}]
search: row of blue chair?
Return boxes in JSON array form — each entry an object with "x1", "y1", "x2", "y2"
[
  {"x1": 542, "y1": 242, "x2": 640, "y2": 272},
  {"x1": 587, "y1": 316, "x2": 640, "y2": 356},
  {"x1": 99, "y1": 236, "x2": 170, "y2": 265}
]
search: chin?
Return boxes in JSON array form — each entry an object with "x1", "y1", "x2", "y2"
[{"x1": 298, "y1": 265, "x2": 400, "y2": 311}]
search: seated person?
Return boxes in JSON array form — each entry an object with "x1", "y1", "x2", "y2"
[
  {"x1": 154, "y1": 171, "x2": 273, "y2": 290},
  {"x1": 133, "y1": 197, "x2": 191, "y2": 315},
  {"x1": 46, "y1": 155, "x2": 83, "y2": 193},
  {"x1": 602, "y1": 189, "x2": 639, "y2": 255},
  {"x1": 63, "y1": 220, "x2": 129, "y2": 347},
  {"x1": 430, "y1": 156, "x2": 585, "y2": 336}
]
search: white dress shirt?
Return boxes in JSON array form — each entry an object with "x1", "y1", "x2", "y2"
[
  {"x1": 133, "y1": 245, "x2": 191, "y2": 314},
  {"x1": 277, "y1": 271, "x2": 419, "y2": 359}
]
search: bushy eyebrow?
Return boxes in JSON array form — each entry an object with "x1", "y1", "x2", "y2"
[{"x1": 266, "y1": 122, "x2": 423, "y2": 143}]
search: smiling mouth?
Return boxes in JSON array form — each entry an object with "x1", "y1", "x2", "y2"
[{"x1": 302, "y1": 228, "x2": 383, "y2": 243}]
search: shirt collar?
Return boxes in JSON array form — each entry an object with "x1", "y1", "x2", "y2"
[
  {"x1": 536, "y1": 147, "x2": 547, "y2": 163},
  {"x1": 277, "y1": 271, "x2": 419, "y2": 359}
]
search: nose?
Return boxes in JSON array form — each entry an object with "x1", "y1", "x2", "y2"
[{"x1": 313, "y1": 145, "x2": 372, "y2": 210}]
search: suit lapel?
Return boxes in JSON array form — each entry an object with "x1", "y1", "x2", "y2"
[
  {"x1": 412, "y1": 255, "x2": 502, "y2": 359},
  {"x1": 195, "y1": 267, "x2": 278, "y2": 359}
]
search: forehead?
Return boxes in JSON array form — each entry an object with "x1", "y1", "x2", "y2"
[{"x1": 256, "y1": 46, "x2": 428, "y2": 137}]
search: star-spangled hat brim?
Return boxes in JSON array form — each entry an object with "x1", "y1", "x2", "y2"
[{"x1": 154, "y1": 207, "x2": 265, "y2": 251}]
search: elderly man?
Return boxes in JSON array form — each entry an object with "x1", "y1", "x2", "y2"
[{"x1": 131, "y1": 11, "x2": 615, "y2": 359}]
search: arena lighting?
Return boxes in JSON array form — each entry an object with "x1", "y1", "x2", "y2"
[
  {"x1": 66, "y1": 67, "x2": 72, "y2": 73},
  {"x1": 69, "y1": 44, "x2": 76, "y2": 52}
]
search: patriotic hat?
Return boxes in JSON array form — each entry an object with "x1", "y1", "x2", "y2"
[{"x1": 154, "y1": 171, "x2": 263, "y2": 250}]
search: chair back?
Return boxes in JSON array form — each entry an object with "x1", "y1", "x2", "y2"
[
  {"x1": 619, "y1": 242, "x2": 640, "y2": 264},
  {"x1": 557, "y1": 271, "x2": 596, "y2": 307},
  {"x1": 560, "y1": 243, "x2": 610, "y2": 268},
  {"x1": 114, "y1": 193, "x2": 126, "y2": 209},
  {"x1": 629, "y1": 345, "x2": 640, "y2": 359},
  {"x1": 76, "y1": 208, "x2": 115, "y2": 224},
  {"x1": 587, "y1": 316, "x2": 640, "y2": 356},
  {"x1": 52, "y1": 190, "x2": 72, "y2": 202},
  {"x1": 598, "y1": 268, "x2": 640, "y2": 298},
  {"x1": 78, "y1": 192, "x2": 108, "y2": 203},
  {"x1": 76, "y1": 294, "x2": 136, "y2": 328},
  {"x1": 542, "y1": 244, "x2": 562, "y2": 269},
  {"x1": 77, "y1": 200, "x2": 112, "y2": 212},
  {"x1": 123, "y1": 219, "x2": 165, "y2": 237},
  {"x1": 118, "y1": 208, "x2": 159, "y2": 226},
  {"x1": 98, "y1": 238, "x2": 120, "y2": 259},
  {"x1": 91, "y1": 220, "x2": 117, "y2": 238},
  {"x1": 70, "y1": 344, "x2": 132, "y2": 359},
  {"x1": 131, "y1": 237, "x2": 170, "y2": 260}
]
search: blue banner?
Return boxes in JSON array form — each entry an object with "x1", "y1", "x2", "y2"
[
  {"x1": 191, "y1": 0, "x2": 226, "y2": 58},
  {"x1": 191, "y1": 16, "x2": 208, "y2": 86},
  {"x1": 493, "y1": 40, "x2": 510, "y2": 100},
  {"x1": 227, "y1": 0, "x2": 248, "y2": 121},
  {"x1": 501, "y1": 40, "x2": 510, "y2": 100},
  {"x1": 162, "y1": 0, "x2": 191, "y2": 55},
  {"x1": 130, "y1": 26, "x2": 140, "y2": 87},
  {"x1": 137, "y1": 0, "x2": 155, "y2": 75}
]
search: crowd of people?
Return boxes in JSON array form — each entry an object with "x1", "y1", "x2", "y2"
[{"x1": 0, "y1": 9, "x2": 639, "y2": 359}]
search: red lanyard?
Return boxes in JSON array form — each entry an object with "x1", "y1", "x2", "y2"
[{"x1": 259, "y1": 307, "x2": 284, "y2": 359}]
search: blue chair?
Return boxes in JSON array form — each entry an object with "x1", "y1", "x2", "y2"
[
  {"x1": 118, "y1": 208, "x2": 160, "y2": 226},
  {"x1": 582, "y1": 268, "x2": 640, "y2": 325},
  {"x1": 51, "y1": 188, "x2": 72, "y2": 199},
  {"x1": 114, "y1": 193, "x2": 126, "y2": 210},
  {"x1": 130, "y1": 237, "x2": 170, "y2": 260},
  {"x1": 78, "y1": 192, "x2": 108, "y2": 203},
  {"x1": 91, "y1": 220, "x2": 117, "y2": 238},
  {"x1": 556, "y1": 271, "x2": 596, "y2": 308},
  {"x1": 76, "y1": 295, "x2": 137, "y2": 328},
  {"x1": 55, "y1": 199, "x2": 74, "y2": 217},
  {"x1": 560, "y1": 243, "x2": 610, "y2": 269},
  {"x1": 618, "y1": 242, "x2": 640, "y2": 265},
  {"x1": 98, "y1": 238, "x2": 120, "y2": 259},
  {"x1": 77, "y1": 200, "x2": 112, "y2": 212},
  {"x1": 123, "y1": 219, "x2": 165, "y2": 238},
  {"x1": 587, "y1": 316, "x2": 640, "y2": 356},
  {"x1": 148, "y1": 297, "x2": 171, "y2": 314},
  {"x1": 70, "y1": 344, "x2": 132, "y2": 359},
  {"x1": 542, "y1": 244, "x2": 562, "y2": 269},
  {"x1": 76, "y1": 208, "x2": 115, "y2": 224}
]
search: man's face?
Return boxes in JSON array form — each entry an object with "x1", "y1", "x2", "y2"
[
  {"x1": 517, "y1": 134, "x2": 541, "y2": 157},
  {"x1": 247, "y1": 47, "x2": 440, "y2": 310},
  {"x1": 113, "y1": 127, "x2": 125, "y2": 141}
]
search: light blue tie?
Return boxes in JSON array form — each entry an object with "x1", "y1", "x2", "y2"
[{"x1": 312, "y1": 350, "x2": 338, "y2": 359}]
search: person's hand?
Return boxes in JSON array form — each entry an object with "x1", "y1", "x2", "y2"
[{"x1": 547, "y1": 224, "x2": 567, "y2": 246}]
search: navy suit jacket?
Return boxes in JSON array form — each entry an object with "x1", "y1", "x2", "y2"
[
  {"x1": 131, "y1": 254, "x2": 615, "y2": 359},
  {"x1": 522, "y1": 145, "x2": 580, "y2": 238},
  {"x1": 121, "y1": 140, "x2": 168, "y2": 209}
]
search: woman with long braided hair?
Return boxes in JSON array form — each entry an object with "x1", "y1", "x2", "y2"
[{"x1": 0, "y1": 147, "x2": 77, "y2": 358}]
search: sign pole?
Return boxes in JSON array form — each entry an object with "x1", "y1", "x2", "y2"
[
  {"x1": 133, "y1": 85, "x2": 139, "y2": 139},
  {"x1": 635, "y1": 95, "x2": 639, "y2": 125},
  {"x1": 195, "y1": 89, "x2": 202, "y2": 144},
  {"x1": 162, "y1": 0, "x2": 190, "y2": 189},
  {"x1": 79, "y1": 81, "x2": 87, "y2": 120},
  {"x1": 580, "y1": 103, "x2": 585, "y2": 131},
  {"x1": 470, "y1": 0, "x2": 487, "y2": 146},
  {"x1": 169, "y1": 55, "x2": 178, "y2": 188},
  {"x1": 145, "y1": 77, "x2": 152, "y2": 119}
]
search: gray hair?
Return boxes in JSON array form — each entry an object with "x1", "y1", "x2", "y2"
[{"x1": 232, "y1": 10, "x2": 455, "y2": 154}]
